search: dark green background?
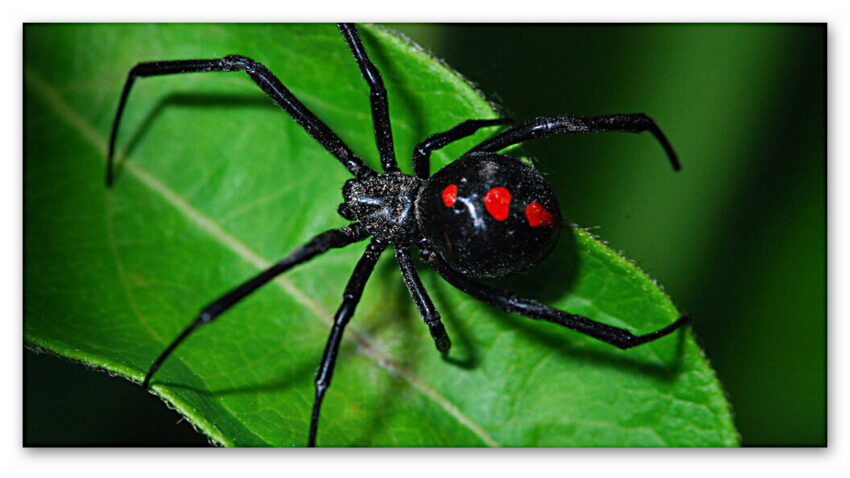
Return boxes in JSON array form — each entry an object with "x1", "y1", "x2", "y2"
[{"x1": 24, "y1": 24, "x2": 825, "y2": 446}]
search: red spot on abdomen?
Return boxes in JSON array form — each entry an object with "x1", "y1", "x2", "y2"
[
  {"x1": 484, "y1": 187, "x2": 512, "y2": 221},
  {"x1": 525, "y1": 202, "x2": 555, "y2": 228},
  {"x1": 441, "y1": 184, "x2": 458, "y2": 207}
]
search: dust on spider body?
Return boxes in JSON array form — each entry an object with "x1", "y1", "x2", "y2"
[
  {"x1": 339, "y1": 172, "x2": 421, "y2": 243},
  {"x1": 339, "y1": 151, "x2": 562, "y2": 279}
]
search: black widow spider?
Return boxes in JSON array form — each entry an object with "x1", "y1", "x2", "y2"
[{"x1": 106, "y1": 23, "x2": 690, "y2": 447}]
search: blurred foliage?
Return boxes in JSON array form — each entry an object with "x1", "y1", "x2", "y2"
[{"x1": 24, "y1": 23, "x2": 824, "y2": 447}]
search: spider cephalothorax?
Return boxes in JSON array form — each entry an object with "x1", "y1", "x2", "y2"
[
  {"x1": 339, "y1": 172, "x2": 422, "y2": 243},
  {"x1": 106, "y1": 23, "x2": 689, "y2": 447}
]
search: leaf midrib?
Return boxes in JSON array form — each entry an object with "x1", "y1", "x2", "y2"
[{"x1": 25, "y1": 67, "x2": 500, "y2": 447}]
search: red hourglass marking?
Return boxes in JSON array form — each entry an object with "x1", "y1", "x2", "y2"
[
  {"x1": 525, "y1": 202, "x2": 555, "y2": 228},
  {"x1": 484, "y1": 187, "x2": 512, "y2": 221},
  {"x1": 441, "y1": 184, "x2": 458, "y2": 207}
]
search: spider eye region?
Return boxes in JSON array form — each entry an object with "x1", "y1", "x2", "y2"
[{"x1": 416, "y1": 152, "x2": 561, "y2": 278}]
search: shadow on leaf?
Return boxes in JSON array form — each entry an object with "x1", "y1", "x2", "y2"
[{"x1": 110, "y1": 92, "x2": 277, "y2": 184}]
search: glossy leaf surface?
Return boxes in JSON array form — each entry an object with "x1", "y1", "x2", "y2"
[{"x1": 24, "y1": 24, "x2": 737, "y2": 446}]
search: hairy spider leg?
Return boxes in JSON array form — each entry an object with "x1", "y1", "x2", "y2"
[
  {"x1": 396, "y1": 246, "x2": 450, "y2": 354},
  {"x1": 470, "y1": 113, "x2": 681, "y2": 171},
  {"x1": 141, "y1": 223, "x2": 369, "y2": 390},
  {"x1": 412, "y1": 118, "x2": 512, "y2": 179},
  {"x1": 338, "y1": 23, "x2": 398, "y2": 174},
  {"x1": 106, "y1": 54, "x2": 377, "y2": 186},
  {"x1": 425, "y1": 250, "x2": 689, "y2": 349},
  {"x1": 309, "y1": 239, "x2": 386, "y2": 447}
]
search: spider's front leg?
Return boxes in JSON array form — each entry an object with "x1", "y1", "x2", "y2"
[
  {"x1": 309, "y1": 239, "x2": 386, "y2": 447},
  {"x1": 338, "y1": 23, "x2": 397, "y2": 173},
  {"x1": 106, "y1": 54, "x2": 376, "y2": 186}
]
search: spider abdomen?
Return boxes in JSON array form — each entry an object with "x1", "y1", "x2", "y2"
[{"x1": 416, "y1": 152, "x2": 561, "y2": 278}]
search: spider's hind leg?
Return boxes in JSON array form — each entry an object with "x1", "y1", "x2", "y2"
[
  {"x1": 470, "y1": 113, "x2": 680, "y2": 171},
  {"x1": 412, "y1": 118, "x2": 512, "y2": 179},
  {"x1": 426, "y1": 252, "x2": 689, "y2": 350}
]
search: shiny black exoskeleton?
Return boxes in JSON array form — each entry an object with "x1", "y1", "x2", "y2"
[
  {"x1": 340, "y1": 152, "x2": 561, "y2": 278},
  {"x1": 106, "y1": 23, "x2": 689, "y2": 447},
  {"x1": 418, "y1": 152, "x2": 561, "y2": 278}
]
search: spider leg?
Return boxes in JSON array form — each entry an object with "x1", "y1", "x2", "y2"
[
  {"x1": 309, "y1": 239, "x2": 386, "y2": 447},
  {"x1": 141, "y1": 223, "x2": 368, "y2": 390},
  {"x1": 470, "y1": 113, "x2": 680, "y2": 171},
  {"x1": 395, "y1": 246, "x2": 451, "y2": 355},
  {"x1": 425, "y1": 251, "x2": 689, "y2": 350},
  {"x1": 412, "y1": 118, "x2": 512, "y2": 179},
  {"x1": 338, "y1": 23, "x2": 398, "y2": 173},
  {"x1": 106, "y1": 55, "x2": 376, "y2": 186}
]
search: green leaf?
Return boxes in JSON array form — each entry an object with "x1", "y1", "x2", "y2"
[{"x1": 24, "y1": 23, "x2": 737, "y2": 447}]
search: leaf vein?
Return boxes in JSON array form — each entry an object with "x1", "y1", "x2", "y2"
[{"x1": 26, "y1": 68, "x2": 500, "y2": 448}]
